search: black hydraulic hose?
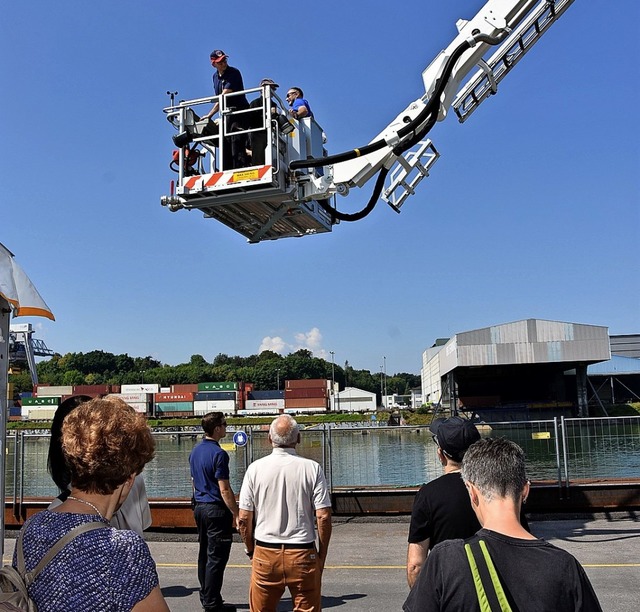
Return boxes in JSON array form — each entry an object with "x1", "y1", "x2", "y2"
[
  {"x1": 290, "y1": 32, "x2": 504, "y2": 171},
  {"x1": 318, "y1": 167, "x2": 390, "y2": 223},
  {"x1": 300, "y1": 31, "x2": 505, "y2": 222}
]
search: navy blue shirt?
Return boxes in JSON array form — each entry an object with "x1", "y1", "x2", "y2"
[
  {"x1": 189, "y1": 438, "x2": 230, "y2": 503},
  {"x1": 212, "y1": 65, "x2": 249, "y2": 110}
]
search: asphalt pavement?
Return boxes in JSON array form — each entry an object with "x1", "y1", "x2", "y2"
[{"x1": 4, "y1": 512, "x2": 640, "y2": 611}]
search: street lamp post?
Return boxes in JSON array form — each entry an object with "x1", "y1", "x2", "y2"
[
  {"x1": 329, "y1": 351, "x2": 335, "y2": 411},
  {"x1": 276, "y1": 368, "x2": 281, "y2": 391},
  {"x1": 380, "y1": 365, "x2": 384, "y2": 408},
  {"x1": 383, "y1": 356, "x2": 388, "y2": 406}
]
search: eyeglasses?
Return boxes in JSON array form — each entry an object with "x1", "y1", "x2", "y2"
[{"x1": 286, "y1": 92, "x2": 296, "y2": 97}]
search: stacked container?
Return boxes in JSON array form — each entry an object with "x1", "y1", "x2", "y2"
[
  {"x1": 194, "y1": 382, "x2": 237, "y2": 415},
  {"x1": 154, "y1": 391, "x2": 195, "y2": 417},
  {"x1": 242, "y1": 390, "x2": 284, "y2": 415},
  {"x1": 284, "y1": 379, "x2": 329, "y2": 413}
]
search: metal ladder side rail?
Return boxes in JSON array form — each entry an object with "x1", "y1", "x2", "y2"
[
  {"x1": 381, "y1": 140, "x2": 440, "y2": 210},
  {"x1": 453, "y1": 0, "x2": 576, "y2": 123}
]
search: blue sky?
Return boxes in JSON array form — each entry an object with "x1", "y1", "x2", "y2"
[{"x1": 2, "y1": 0, "x2": 638, "y2": 375}]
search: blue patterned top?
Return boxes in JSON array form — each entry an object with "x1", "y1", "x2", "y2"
[{"x1": 13, "y1": 511, "x2": 159, "y2": 611}]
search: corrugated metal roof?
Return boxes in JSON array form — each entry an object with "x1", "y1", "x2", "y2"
[{"x1": 433, "y1": 319, "x2": 611, "y2": 375}]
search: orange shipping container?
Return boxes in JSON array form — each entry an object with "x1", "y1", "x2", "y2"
[
  {"x1": 171, "y1": 384, "x2": 199, "y2": 393},
  {"x1": 284, "y1": 398, "x2": 328, "y2": 409},
  {"x1": 155, "y1": 392, "x2": 195, "y2": 403},
  {"x1": 284, "y1": 388, "x2": 327, "y2": 399},
  {"x1": 285, "y1": 379, "x2": 329, "y2": 390}
]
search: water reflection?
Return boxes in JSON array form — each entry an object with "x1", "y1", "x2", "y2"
[{"x1": 7, "y1": 419, "x2": 640, "y2": 499}]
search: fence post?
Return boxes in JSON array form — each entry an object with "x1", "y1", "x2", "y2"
[
  {"x1": 553, "y1": 417, "x2": 562, "y2": 496},
  {"x1": 327, "y1": 424, "x2": 333, "y2": 492},
  {"x1": 560, "y1": 416, "x2": 570, "y2": 496}
]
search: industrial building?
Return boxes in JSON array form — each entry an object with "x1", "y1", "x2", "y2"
[
  {"x1": 331, "y1": 387, "x2": 377, "y2": 413},
  {"x1": 420, "y1": 319, "x2": 612, "y2": 419}
]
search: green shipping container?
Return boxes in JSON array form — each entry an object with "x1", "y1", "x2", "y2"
[
  {"x1": 198, "y1": 382, "x2": 238, "y2": 391},
  {"x1": 155, "y1": 402, "x2": 193, "y2": 413},
  {"x1": 22, "y1": 396, "x2": 60, "y2": 406}
]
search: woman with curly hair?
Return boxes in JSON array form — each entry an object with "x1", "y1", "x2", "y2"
[{"x1": 14, "y1": 397, "x2": 169, "y2": 611}]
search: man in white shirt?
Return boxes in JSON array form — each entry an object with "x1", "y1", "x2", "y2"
[{"x1": 238, "y1": 415, "x2": 332, "y2": 612}]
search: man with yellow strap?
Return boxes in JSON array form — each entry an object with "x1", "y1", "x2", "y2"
[{"x1": 403, "y1": 438, "x2": 602, "y2": 611}]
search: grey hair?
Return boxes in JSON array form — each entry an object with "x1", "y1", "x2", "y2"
[
  {"x1": 461, "y1": 437, "x2": 528, "y2": 503},
  {"x1": 269, "y1": 415, "x2": 299, "y2": 447}
]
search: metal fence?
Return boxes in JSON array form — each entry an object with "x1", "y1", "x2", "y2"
[{"x1": 5, "y1": 416, "x2": 639, "y2": 503}]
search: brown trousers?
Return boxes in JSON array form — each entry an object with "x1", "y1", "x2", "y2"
[{"x1": 249, "y1": 545, "x2": 322, "y2": 612}]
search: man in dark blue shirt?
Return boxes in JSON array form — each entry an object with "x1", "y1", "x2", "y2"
[
  {"x1": 202, "y1": 50, "x2": 250, "y2": 169},
  {"x1": 189, "y1": 412, "x2": 239, "y2": 612}
]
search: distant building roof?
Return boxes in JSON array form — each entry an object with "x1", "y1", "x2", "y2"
[
  {"x1": 587, "y1": 355, "x2": 640, "y2": 376},
  {"x1": 436, "y1": 318, "x2": 610, "y2": 376}
]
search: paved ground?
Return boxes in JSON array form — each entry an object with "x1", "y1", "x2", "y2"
[{"x1": 4, "y1": 512, "x2": 640, "y2": 611}]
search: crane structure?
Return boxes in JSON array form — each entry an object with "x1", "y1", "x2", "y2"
[
  {"x1": 161, "y1": 0, "x2": 575, "y2": 243},
  {"x1": 8, "y1": 323, "x2": 54, "y2": 386}
]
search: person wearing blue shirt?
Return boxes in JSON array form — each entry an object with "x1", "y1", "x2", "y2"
[
  {"x1": 189, "y1": 412, "x2": 239, "y2": 612},
  {"x1": 286, "y1": 86, "x2": 314, "y2": 121},
  {"x1": 203, "y1": 50, "x2": 250, "y2": 169}
]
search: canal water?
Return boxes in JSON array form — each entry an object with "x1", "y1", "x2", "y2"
[{"x1": 11, "y1": 419, "x2": 640, "y2": 499}]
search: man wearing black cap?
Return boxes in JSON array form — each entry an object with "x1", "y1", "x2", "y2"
[
  {"x1": 406, "y1": 416, "x2": 482, "y2": 588},
  {"x1": 202, "y1": 50, "x2": 250, "y2": 169}
]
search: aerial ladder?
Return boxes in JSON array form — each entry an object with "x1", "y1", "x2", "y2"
[
  {"x1": 8, "y1": 323, "x2": 55, "y2": 386},
  {"x1": 161, "y1": 0, "x2": 575, "y2": 243}
]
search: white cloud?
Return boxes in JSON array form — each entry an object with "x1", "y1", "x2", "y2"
[
  {"x1": 259, "y1": 335, "x2": 288, "y2": 354},
  {"x1": 259, "y1": 327, "x2": 326, "y2": 357}
]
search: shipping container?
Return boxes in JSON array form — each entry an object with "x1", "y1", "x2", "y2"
[
  {"x1": 9, "y1": 406, "x2": 22, "y2": 417},
  {"x1": 154, "y1": 411, "x2": 195, "y2": 418},
  {"x1": 155, "y1": 392, "x2": 195, "y2": 403},
  {"x1": 198, "y1": 382, "x2": 238, "y2": 392},
  {"x1": 284, "y1": 398, "x2": 328, "y2": 409},
  {"x1": 249, "y1": 390, "x2": 284, "y2": 400},
  {"x1": 237, "y1": 407, "x2": 280, "y2": 416},
  {"x1": 284, "y1": 388, "x2": 327, "y2": 399},
  {"x1": 245, "y1": 399, "x2": 285, "y2": 411},
  {"x1": 285, "y1": 379, "x2": 329, "y2": 390},
  {"x1": 284, "y1": 407, "x2": 326, "y2": 414},
  {"x1": 195, "y1": 391, "x2": 236, "y2": 401},
  {"x1": 155, "y1": 402, "x2": 194, "y2": 413},
  {"x1": 120, "y1": 384, "x2": 160, "y2": 394},
  {"x1": 193, "y1": 400, "x2": 236, "y2": 416},
  {"x1": 73, "y1": 385, "x2": 112, "y2": 395},
  {"x1": 127, "y1": 403, "x2": 149, "y2": 414},
  {"x1": 21, "y1": 396, "x2": 60, "y2": 406},
  {"x1": 108, "y1": 393, "x2": 151, "y2": 404},
  {"x1": 36, "y1": 385, "x2": 73, "y2": 397},
  {"x1": 171, "y1": 384, "x2": 199, "y2": 393},
  {"x1": 27, "y1": 408, "x2": 56, "y2": 420}
]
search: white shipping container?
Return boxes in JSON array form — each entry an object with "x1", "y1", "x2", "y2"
[
  {"x1": 245, "y1": 399, "x2": 285, "y2": 411},
  {"x1": 108, "y1": 393, "x2": 151, "y2": 404},
  {"x1": 120, "y1": 384, "x2": 160, "y2": 394},
  {"x1": 193, "y1": 400, "x2": 236, "y2": 416},
  {"x1": 37, "y1": 386, "x2": 73, "y2": 397},
  {"x1": 237, "y1": 408, "x2": 279, "y2": 416},
  {"x1": 127, "y1": 402, "x2": 149, "y2": 414},
  {"x1": 28, "y1": 408, "x2": 56, "y2": 420}
]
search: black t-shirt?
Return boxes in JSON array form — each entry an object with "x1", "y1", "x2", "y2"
[
  {"x1": 404, "y1": 529, "x2": 602, "y2": 612},
  {"x1": 408, "y1": 472, "x2": 481, "y2": 549}
]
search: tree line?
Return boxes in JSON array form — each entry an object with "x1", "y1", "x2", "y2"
[{"x1": 11, "y1": 349, "x2": 421, "y2": 402}]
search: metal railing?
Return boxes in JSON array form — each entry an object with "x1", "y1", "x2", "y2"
[{"x1": 5, "y1": 417, "x2": 639, "y2": 508}]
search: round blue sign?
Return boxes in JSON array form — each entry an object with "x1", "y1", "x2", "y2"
[{"x1": 233, "y1": 431, "x2": 248, "y2": 447}]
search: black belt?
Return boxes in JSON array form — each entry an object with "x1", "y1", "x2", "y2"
[{"x1": 256, "y1": 540, "x2": 315, "y2": 550}]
